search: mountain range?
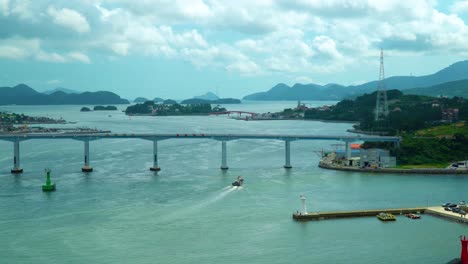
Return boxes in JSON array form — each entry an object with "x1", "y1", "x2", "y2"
[
  {"x1": 0, "y1": 84, "x2": 129, "y2": 105},
  {"x1": 43, "y1": 87, "x2": 80, "y2": 95},
  {"x1": 193, "y1": 92, "x2": 219, "y2": 100},
  {"x1": 404, "y1": 79, "x2": 468, "y2": 98},
  {"x1": 243, "y1": 60, "x2": 468, "y2": 100}
]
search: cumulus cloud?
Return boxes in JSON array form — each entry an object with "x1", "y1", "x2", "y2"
[
  {"x1": 2, "y1": 0, "x2": 468, "y2": 77},
  {"x1": 0, "y1": 36, "x2": 91, "y2": 63},
  {"x1": 0, "y1": 36, "x2": 40, "y2": 59},
  {"x1": 67, "y1": 52, "x2": 91, "y2": 63},
  {"x1": 47, "y1": 6, "x2": 90, "y2": 33},
  {"x1": 450, "y1": 1, "x2": 468, "y2": 14}
]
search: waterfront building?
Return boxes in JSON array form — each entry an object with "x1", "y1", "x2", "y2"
[{"x1": 360, "y1": 148, "x2": 396, "y2": 168}]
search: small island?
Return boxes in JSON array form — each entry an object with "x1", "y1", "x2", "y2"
[
  {"x1": 125, "y1": 101, "x2": 224, "y2": 116},
  {"x1": 81, "y1": 106, "x2": 118, "y2": 112},
  {"x1": 94, "y1": 105, "x2": 117, "y2": 111}
]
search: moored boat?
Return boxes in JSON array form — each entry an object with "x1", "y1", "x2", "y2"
[
  {"x1": 405, "y1": 213, "x2": 421, "y2": 219},
  {"x1": 377, "y1": 212, "x2": 396, "y2": 221}
]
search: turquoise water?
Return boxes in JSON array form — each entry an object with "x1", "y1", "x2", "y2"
[{"x1": 0, "y1": 102, "x2": 466, "y2": 263}]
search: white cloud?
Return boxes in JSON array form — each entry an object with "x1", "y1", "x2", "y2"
[
  {"x1": 67, "y1": 52, "x2": 91, "y2": 63},
  {"x1": 451, "y1": 1, "x2": 468, "y2": 14},
  {"x1": 294, "y1": 76, "x2": 313, "y2": 84},
  {"x1": 312, "y1": 36, "x2": 342, "y2": 59},
  {"x1": 0, "y1": 36, "x2": 91, "y2": 64},
  {"x1": 3, "y1": 0, "x2": 468, "y2": 78},
  {"x1": 10, "y1": 0, "x2": 35, "y2": 21},
  {"x1": 46, "y1": 79, "x2": 61, "y2": 84},
  {"x1": 0, "y1": 0, "x2": 9, "y2": 16},
  {"x1": 225, "y1": 60, "x2": 260, "y2": 75},
  {"x1": 47, "y1": 6, "x2": 90, "y2": 33},
  {"x1": 0, "y1": 37, "x2": 40, "y2": 59},
  {"x1": 36, "y1": 51, "x2": 66, "y2": 63}
]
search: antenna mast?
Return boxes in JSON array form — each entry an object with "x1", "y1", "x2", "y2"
[{"x1": 375, "y1": 49, "x2": 389, "y2": 121}]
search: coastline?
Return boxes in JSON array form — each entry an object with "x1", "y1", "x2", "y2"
[
  {"x1": 236, "y1": 117, "x2": 358, "y2": 123},
  {"x1": 319, "y1": 162, "x2": 468, "y2": 175}
]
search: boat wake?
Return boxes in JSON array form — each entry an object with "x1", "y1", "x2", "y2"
[{"x1": 155, "y1": 186, "x2": 242, "y2": 223}]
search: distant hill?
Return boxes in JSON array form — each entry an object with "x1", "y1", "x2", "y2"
[
  {"x1": 43, "y1": 87, "x2": 80, "y2": 95},
  {"x1": 153, "y1": 97, "x2": 164, "y2": 102},
  {"x1": 134, "y1": 97, "x2": 150, "y2": 103},
  {"x1": 243, "y1": 60, "x2": 468, "y2": 100},
  {"x1": 0, "y1": 84, "x2": 129, "y2": 105},
  {"x1": 404, "y1": 79, "x2": 468, "y2": 98},
  {"x1": 193, "y1": 92, "x2": 219, "y2": 100},
  {"x1": 181, "y1": 98, "x2": 241, "y2": 104}
]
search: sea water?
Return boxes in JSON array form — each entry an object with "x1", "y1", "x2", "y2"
[{"x1": 0, "y1": 102, "x2": 466, "y2": 264}]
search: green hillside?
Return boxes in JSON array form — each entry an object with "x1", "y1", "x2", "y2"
[{"x1": 404, "y1": 79, "x2": 468, "y2": 98}]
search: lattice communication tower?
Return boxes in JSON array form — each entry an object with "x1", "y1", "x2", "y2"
[{"x1": 375, "y1": 49, "x2": 389, "y2": 121}]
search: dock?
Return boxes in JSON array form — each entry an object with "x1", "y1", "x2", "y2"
[
  {"x1": 293, "y1": 206, "x2": 468, "y2": 224},
  {"x1": 293, "y1": 207, "x2": 426, "y2": 221}
]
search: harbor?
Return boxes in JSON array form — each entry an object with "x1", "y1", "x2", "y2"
[{"x1": 0, "y1": 104, "x2": 466, "y2": 263}]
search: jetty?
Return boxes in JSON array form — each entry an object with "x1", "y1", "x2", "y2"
[
  {"x1": 293, "y1": 207, "x2": 426, "y2": 221},
  {"x1": 293, "y1": 206, "x2": 468, "y2": 225}
]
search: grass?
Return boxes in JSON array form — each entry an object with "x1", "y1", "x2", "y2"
[
  {"x1": 415, "y1": 122, "x2": 468, "y2": 138},
  {"x1": 396, "y1": 163, "x2": 448, "y2": 169}
]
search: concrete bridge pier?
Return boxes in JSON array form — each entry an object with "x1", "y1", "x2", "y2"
[
  {"x1": 150, "y1": 140, "x2": 161, "y2": 171},
  {"x1": 82, "y1": 140, "x2": 93, "y2": 172},
  {"x1": 11, "y1": 140, "x2": 23, "y2": 174},
  {"x1": 284, "y1": 140, "x2": 292, "y2": 169},
  {"x1": 283, "y1": 140, "x2": 292, "y2": 169},
  {"x1": 221, "y1": 141, "x2": 228, "y2": 170}
]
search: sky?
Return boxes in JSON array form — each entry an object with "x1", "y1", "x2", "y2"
[{"x1": 1, "y1": 0, "x2": 468, "y2": 100}]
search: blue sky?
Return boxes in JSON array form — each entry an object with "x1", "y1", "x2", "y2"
[{"x1": 1, "y1": 0, "x2": 468, "y2": 100}]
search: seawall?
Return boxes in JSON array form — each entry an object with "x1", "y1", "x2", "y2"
[{"x1": 319, "y1": 162, "x2": 468, "y2": 175}]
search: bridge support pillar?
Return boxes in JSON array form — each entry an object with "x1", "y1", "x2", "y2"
[
  {"x1": 150, "y1": 140, "x2": 161, "y2": 171},
  {"x1": 284, "y1": 140, "x2": 292, "y2": 169},
  {"x1": 82, "y1": 140, "x2": 93, "y2": 172},
  {"x1": 11, "y1": 140, "x2": 23, "y2": 174},
  {"x1": 345, "y1": 141, "x2": 352, "y2": 160},
  {"x1": 221, "y1": 141, "x2": 228, "y2": 170}
]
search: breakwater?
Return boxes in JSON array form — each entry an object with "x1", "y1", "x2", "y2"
[{"x1": 319, "y1": 162, "x2": 468, "y2": 175}]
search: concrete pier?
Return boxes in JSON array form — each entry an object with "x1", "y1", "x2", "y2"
[
  {"x1": 221, "y1": 141, "x2": 228, "y2": 170},
  {"x1": 11, "y1": 140, "x2": 23, "y2": 174},
  {"x1": 284, "y1": 140, "x2": 292, "y2": 169},
  {"x1": 425, "y1": 207, "x2": 468, "y2": 224},
  {"x1": 82, "y1": 140, "x2": 93, "y2": 172},
  {"x1": 150, "y1": 140, "x2": 161, "y2": 171},
  {"x1": 293, "y1": 207, "x2": 426, "y2": 221},
  {"x1": 293, "y1": 206, "x2": 468, "y2": 225}
]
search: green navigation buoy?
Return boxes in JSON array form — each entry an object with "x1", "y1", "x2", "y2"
[{"x1": 42, "y1": 168, "x2": 56, "y2": 192}]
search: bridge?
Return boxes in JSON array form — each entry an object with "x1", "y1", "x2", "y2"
[
  {"x1": 0, "y1": 133, "x2": 401, "y2": 174},
  {"x1": 209, "y1": 111, "x2": 257, "y2": 117}
]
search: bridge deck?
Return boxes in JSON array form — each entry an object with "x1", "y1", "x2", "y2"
[{"x1": 0, "y1": 133, "x2": 401, "y2": 142}]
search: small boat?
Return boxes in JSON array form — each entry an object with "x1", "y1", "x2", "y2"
[
  {"x1": 377, "y1": 212, "x2": 396, "y2": 221},
  {"x1": 405, "y1": 213, "x2": 421, "y2": 219},
  {"x1": 232, "y1": 176, "x2": 244, "y2": 187}
]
